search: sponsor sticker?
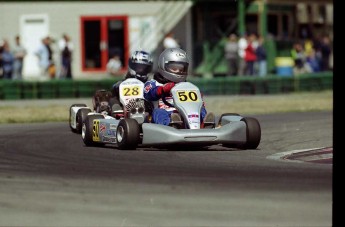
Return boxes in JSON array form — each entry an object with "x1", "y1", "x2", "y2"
[
  {"x1": 109, "y1": 124, "x2": 117, "y2": 130},
  {"x1": 106, "y1": 130, "x2": 116, "y2": 136},
  {"x1": 188, "y1": 112, "x2": 200, "y2": 124},
  {"x1": 100, "y1": 123, "x2": 106, "y2": 133},
  {"x1": 144, "y1": 84, "x2": 152, "y2": 93}
]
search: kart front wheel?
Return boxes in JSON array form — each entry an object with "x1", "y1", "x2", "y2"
[
  {"x1": 82, "y1": 115, "x2": 104, "y2": 147},
  {"x1": 240, "y1": 117, "x2": 261, "y2": 149},
  {"x1": 116, "y1": 118, "x2": 140, "y2": 150}
]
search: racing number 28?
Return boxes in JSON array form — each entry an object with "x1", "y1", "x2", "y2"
[
  {"x1": 122, "y1": 86, "x2": 141, "y2": 96},
  {"x1": 177, "y1": 91, "x2": 198, "y2": 102}
]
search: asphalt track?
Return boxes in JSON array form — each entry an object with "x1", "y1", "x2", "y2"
[{"x1": 0, "y1": 111, "x2": 332, "y2": 227}]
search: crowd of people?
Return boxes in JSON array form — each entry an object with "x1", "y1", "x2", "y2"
[
  {"x1": 0, "y1": 36, "x2": 27, "y2": 80},
  {"x1": 1, "y1": 31, "x2": 332, "y2": 80},
  {"x1": 290, "y1": 35, "x2": 332, "y2": 75},
  {"x1": 224, "y1": 32, "x2": 332, "y2": 77},
  {"x1": 0, "y1": 33, "x2": 74, "y2": 80},
  {"x1": 224, "y1": 32, "x2": 267, "y2": 77}
]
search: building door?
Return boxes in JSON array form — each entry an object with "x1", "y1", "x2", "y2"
[
  {"x1": 20, "y1": 14, "x2": 49, "y2": 78},
  {"x1": 81, "y1": 16, "x2": 128, "y2": 73}
]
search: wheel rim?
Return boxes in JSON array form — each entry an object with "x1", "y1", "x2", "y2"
[
  {"x1": 81, "y1": 123, "x2": 86, "y2": 139},
  {"x1": 117, "y1": 126, "x2": 124, "y2": 143}
]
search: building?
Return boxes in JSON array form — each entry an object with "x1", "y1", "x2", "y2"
[
  {"x1": 0, "y1": 0, "x2": 333, "y2": 79},
  {"x1": 191, "y1": 0, "x2": 333, "y2": 76},
  {"x1": 0, "y1": 1, "x2": 192, "y2": 80}
]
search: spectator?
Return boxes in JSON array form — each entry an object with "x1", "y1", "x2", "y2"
[
  {"x1": 291, "y1": 42, "x2": 311, "y2": 75},
  {"x1": 35, "y1": 36, "x2": 54, "y2": 79},
  {"x1": 255, "y1": 36, "x2": 267, "y2": 77},
  {"x1": 224, "y1": 33, "x2": 238, "y2": 76},
  {"x1": 303, "y1": 38, "x2": 314, "y2": 57},
  {"x1": 58, "y1": 34, "x2": 73, "y2": 79},
  {"x1": 163, "y1": 32, "x2": 180, "y2": 49},
  {"x1": 319, "y1": 35, "x2": 332, "y2": 71},
  {"x1": 306, "y1": 49, "x2": 320, "y2": 72},
  {"x1": 107, "y1": 53, "x2": 122, "y2": 76},
  {"x1": 1, "y1": 39, "x2": 15, "y2": 79},
  {"x1": 312, "y1": 35, "x2": 323, "y2": 69},
  {"x1": 12, "y1": 35, "x2": 27, "y2": 80},
  {"x1": 237, "y1": 33, "x2": 248, "y2": 75},
  {"x1": 244, "y1": 33, "x2": 257, "y2": 76},
  {"x1": 0, "y1": 39, "x2": 4, "y2": 78}
]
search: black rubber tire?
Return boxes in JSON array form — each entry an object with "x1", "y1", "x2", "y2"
[
  {"x1": 240, "y1": 117, "x2": 261, "y2": 149},
  {"x1": 82, "y1": 115, "x2": 104, "y2": 147},
  {"x1": 116, "y1": 118, "x2": 140, "y2": 150},
  {"x1": 69, "y1": 104, "x2": 87, "y2": 132},
  {"x1": 76, "y1": 108, "x2": 91, "y2": 134}
]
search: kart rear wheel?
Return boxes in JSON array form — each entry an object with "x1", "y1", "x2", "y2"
[
  {"x1": 69, "y1": 104, "x2": 87, "y2": 132},
  {"x1": 116, "y1": 118, "x2": 140, "y2": 150},
  {"x1": 240, "y1": 117, "x2": 261, "y2": 149},
  {"x1": 76, "y1": 108, "x2": 91, "y2": 134},
  {"x1": 82, "y1": 115, "x2": 104, "y2": 147}
]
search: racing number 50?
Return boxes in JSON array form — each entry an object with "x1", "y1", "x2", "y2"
[{"x1": 177, "y1": 91, "x2": 198, "y2": 102}]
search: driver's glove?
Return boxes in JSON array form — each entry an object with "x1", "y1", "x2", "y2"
[{"x1": 156, "y1": 82, "x2": 175, "y2": 97}]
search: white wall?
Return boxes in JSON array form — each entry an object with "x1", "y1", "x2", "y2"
[{"x1": 0, "y1": 1, "x2": 192, "y2": 80}]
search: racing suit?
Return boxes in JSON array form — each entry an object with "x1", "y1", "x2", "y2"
[{"x1": 143, "y1": 79, "x2": 207, "y2": 125}]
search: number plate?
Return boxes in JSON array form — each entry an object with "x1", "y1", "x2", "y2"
[{"x1": 176, "y1": 90, "x2": 199, "y2": 102}]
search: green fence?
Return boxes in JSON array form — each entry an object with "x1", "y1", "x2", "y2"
[
  {"x1": 189, "y1": 72, "x2": 332, "y2": 95},
  {"x1": 0, "y1": 72, "x2": 332, "y2": 100}
]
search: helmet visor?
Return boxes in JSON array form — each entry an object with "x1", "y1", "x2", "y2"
[
  {"x1": 165, "y1": 62, "x2": 188, "y2": 75},
  {"x1": 130, "y1": 63, "x2": 152, "y2": 75}
]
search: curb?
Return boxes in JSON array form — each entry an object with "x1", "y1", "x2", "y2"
[
  {"x1": 267, "y1": 147, "x2": 333, "y2": 164},
  {"x1": 283, "y1": 147, "x2": 333, "y2": 164}
]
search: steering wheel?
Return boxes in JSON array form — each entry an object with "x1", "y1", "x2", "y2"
[{"x1": 161, "y1": 93, "x2": 175, "y2": 108}]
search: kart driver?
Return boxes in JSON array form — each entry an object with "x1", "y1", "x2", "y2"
[
  {"x1": 143, "y1": 47, "x2": 215, "y2": 128},
  {"x1": 110, "y1": 50, "x2": 153, "y2": 109}
]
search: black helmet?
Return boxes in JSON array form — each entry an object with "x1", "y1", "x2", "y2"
[{"x1": 128, "y1": 50, "x2": 153, "y2": 82}]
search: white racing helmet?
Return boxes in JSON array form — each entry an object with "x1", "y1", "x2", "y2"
[{"x1": 156, "y1": 47, "x2": 189, "y2": 83}]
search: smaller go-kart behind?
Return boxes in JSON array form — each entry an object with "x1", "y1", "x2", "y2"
[
  {"x1": 69, "y1": 89, "x2": 113, "y2": 134},
  {"x1": 82, "y1": 81, "x2": 261, "y2": 150}
]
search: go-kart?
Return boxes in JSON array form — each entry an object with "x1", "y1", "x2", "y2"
[
  {"x1": 81, "y1": 78, "x2": 150, "y2": 147},
  {"x1": 82, "y1": 81, "x2": 261, "y2": 150},
  {"x1": 69, "y1": 89, "x2": 113, "y2": 134}
]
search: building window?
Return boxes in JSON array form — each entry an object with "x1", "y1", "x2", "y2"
[{"x1": 81, "y1": 16, "x2": 128, "y2": 72}]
